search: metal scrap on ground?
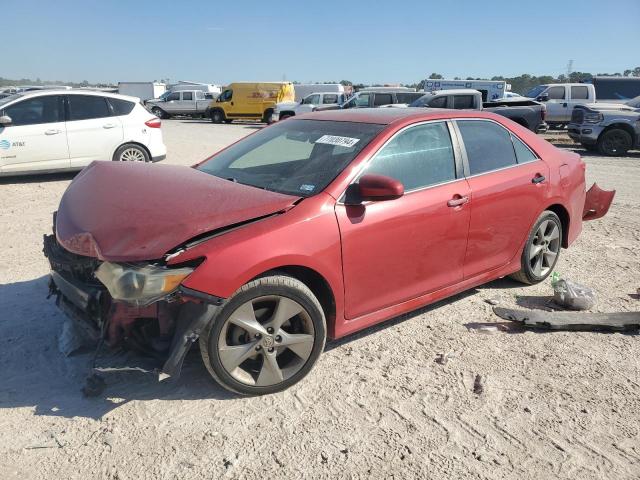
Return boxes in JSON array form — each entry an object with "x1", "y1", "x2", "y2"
[{"x1": 493, "y1": 307, "x2": 640, "y2": 332}]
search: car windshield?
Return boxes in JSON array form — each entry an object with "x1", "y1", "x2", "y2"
[
  {"x1": 197, "y1": 119, "x2": 385, "y2": 197},
  {"x1": 525, "y1": 86, "x2": 547, "y2": 98}
]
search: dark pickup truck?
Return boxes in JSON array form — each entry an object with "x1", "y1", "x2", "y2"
[{"x1": 409, "y1": 89, "x2": 548, "y2": 133}]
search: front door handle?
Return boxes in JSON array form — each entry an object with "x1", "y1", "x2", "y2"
[
  {"x1": 532, "y1": 174, "x2": 546, "y2": 184},
  {"x1": 447, "y1": 195, "x2": 469, "y2": 207},
  {"x1": 45, "y1": 129, "x2": 62, "y2": 135},
  {"x1": 103, "y1": 123, "x2": 117, "y2": 129},
  {"x1": 562, "y1": 103, "x2": 568, "y2": 107}
]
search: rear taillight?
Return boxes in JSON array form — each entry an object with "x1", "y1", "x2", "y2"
[{"x1": 145, "y1": 118, "x2": 161, "y2": 128}]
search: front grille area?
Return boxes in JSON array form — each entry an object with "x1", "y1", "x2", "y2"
[{"x1": 571, "y1": 108, "x2": 585, "y2": 124}]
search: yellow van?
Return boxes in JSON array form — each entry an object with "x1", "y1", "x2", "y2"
[{"x1": 207, "y1": 82, "x2": 295, "y2": 124}]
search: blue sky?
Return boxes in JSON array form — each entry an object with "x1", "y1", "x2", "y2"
[{"x1": 3, "y1": 0, "x2": 639, "y2": 85}]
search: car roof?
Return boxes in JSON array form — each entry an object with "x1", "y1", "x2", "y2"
[
  {"x1": 296, "y1": 107, "x2": 499, "y2": 125},
  {"x1": 3, "y1": 89, "x2": 139, "y2": 102}
]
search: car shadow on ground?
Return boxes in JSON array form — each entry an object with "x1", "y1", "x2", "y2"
[
  {"x1": 552, "y1": 143, "x2": 640, "y2": 159},
  {"x1": 0, "y1": 171, "x2": 77, "y2": 185},
  {"x1": 0, "y1": 275, "x2": 544, "y2": 419}
]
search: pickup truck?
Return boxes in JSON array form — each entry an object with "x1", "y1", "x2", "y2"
[
  {"x1": 524, "y1": 83, "x2": 596, "y2": 128},
  {"x1": 409, "y1": 89, "x2": 548, "y2": 133},
  {"x1": 145, "y1": 90, "x2": 215, "y2": 119},
  {"x1": 274, "y1": 92, "x2": 346, "y2": 121},
  {"x1": 567, "y1": 96, "x2": 640, "y2": 156}
]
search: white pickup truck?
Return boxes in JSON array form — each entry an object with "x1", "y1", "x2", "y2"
[
  {"x1": 273, "y1": 92, "x2": 346, "y2": 121},
  {"x1": 145, "y1": 90, "x2": 215, "y2": 119},
  {"x1": 524, "y1": 83, "x2": 596, "y2": 128}
]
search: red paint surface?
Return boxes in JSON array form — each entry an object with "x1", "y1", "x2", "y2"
[{"x1": 56, "y1": 109, "x2": 602, "y2": 340}]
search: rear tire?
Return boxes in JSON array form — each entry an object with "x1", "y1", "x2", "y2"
[
  {"x1": 210, "y1": 109, "x2": 225, "y2": 124},
  {"x1": 510, "y1": 211, "x2": 562, "y2": 285},
  {"x1": 597, "y1": 128, "x2": 632, "y2": 156},
  {"x1": 113, "y1": 143, "x2": 150, "y2": 163},
  {"x1": 199, "y1": 275, "x2": 326, "y2": 396}
]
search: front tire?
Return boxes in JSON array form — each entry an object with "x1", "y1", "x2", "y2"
[
  {"x1": 597, "y1": 128, "x2": 632, "y2": 156},
  {"x1": 113, "y1": 143, "x2": 150, "y2": 163},
  {"x1": 210, "y1": 109, "x2": 225, "y2": 124},
  {"x1": 510, "y1": 211, "x2": 562, "y2": 285},
  {"x1": 200, "y1": 275, "x2": 327, "y2": 395},
  {"x1": 151, "y1": 107, "x2": 169, "y2": 119}
]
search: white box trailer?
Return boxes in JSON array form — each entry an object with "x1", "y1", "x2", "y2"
[
  {"x1": 423, "y1": 79, "x2": 509, "y2": 101},
  {"x1": 293, "y1": 84, "x2": 344, "y2": 102},
  {"x1": 118, "y1": 82, "x2": 167, "y2": 101}
]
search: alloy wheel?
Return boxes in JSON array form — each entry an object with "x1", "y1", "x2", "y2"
[
  {"x1": 119, "y1": 147, "x2": 146, "y2": 162},
  {"x1": 602, "y1": 131, "x2": 629, "y2": 155},
  {"x1": 529, "y1": 219, "x2": 560, "y2": 277},
  {"x1": 217, "y1": 295, "x2": 315, "y2": 387}
]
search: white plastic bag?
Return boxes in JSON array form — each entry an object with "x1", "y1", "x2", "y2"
[{"x1": 552, "y1": 275, "x2": 596, "y2": 310}]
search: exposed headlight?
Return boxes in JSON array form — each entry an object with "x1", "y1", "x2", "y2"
[
  {"x1": 584, "y1": 112, "x2": 604, "y2": 124},
  {"x1": 95, "y1": 262, "x2": 193, "y2": 306}
]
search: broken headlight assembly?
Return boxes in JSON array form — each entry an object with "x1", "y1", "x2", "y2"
[{"x1": 95, "y1": 262, "x2": 194, "y2": 306}]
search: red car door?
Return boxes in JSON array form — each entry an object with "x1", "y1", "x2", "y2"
[
  {"x1": 335, "y1": 121, "x2": 471, "y2": 319},
  {"x1": 454, "y1": 119, "x2": 550, "y2": 279}
]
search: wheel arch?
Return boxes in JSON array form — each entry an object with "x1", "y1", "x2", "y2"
[
  {"x1": 111, "y1": 141, "x2": 151, "y2": 162},
  {"x1": 252, "y1": 265, "x2": 337, "y2": 338},
  {"x1": 544, "y1": 203, "x2": 570, "y2": 248},
  {"x1": 602, "y1": 122, "x2": 636, "y2": 139}
]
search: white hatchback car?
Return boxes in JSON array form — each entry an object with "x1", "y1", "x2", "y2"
[{"x1": 0, "y1": 90, "x2": 166, "y2": 176}]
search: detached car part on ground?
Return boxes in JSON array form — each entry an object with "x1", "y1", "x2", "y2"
[
  {"x1": 568, "y1": 99, "x2": 640, "y2": 156},
  {"x1": 45, "y1": 109, "x2": 614, "y2": 395}
]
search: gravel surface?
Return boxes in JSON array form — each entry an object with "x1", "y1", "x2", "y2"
[{"x1": 1, "y1": 121, "x2": 639, "y2": 480}]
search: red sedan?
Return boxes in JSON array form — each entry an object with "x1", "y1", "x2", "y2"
[{"x1": 45, "y1": 108, "x2": 613, "y2": 395}]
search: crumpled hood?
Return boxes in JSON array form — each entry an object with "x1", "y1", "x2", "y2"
[{"x1": 56, "y1": 161, "x2": 300, "y2": 261}]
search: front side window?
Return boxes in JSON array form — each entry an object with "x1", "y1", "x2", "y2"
[
  {"x1": 547, "y1": 86, "x2": 566, "y2": 100},
  {"x1": 67, "y1": 95, "x2": 111, "y2": 121},
  {"x1": 364, "y1": 122, "x2": 456, "y2": 191},
  {"x1": 396, "y1": 93, "x2": 423, "y2": 104},
  {"x1": 452, "y1": 95, "x2": 475, "y2": 109},
  {"x1": 182, "y1": 91, "x2": 193, "y2": 101},
  {"x1": 166, "y1": 92, "x2": 180, "y2": 101},
  {"x1": 570, "y1": 86, "x2": 589, "y2": 100},
  {"x1": 457, "y1": 120, "x2": 517, "y2": 175},
  {"x1": 196, "y1": 91, "x2": 205, "y2": 99},
  {"x1": 428, "y1": 96, "x2": 447, "y2": 108},
  {"x1": 303, "y1": 94, "x2": 320, "y2": 105},
  {"x1": 354, "y1": 93, "x2": 370, "y2": 107},
  {"x1": 373, "y1": 93, "x2": 393, "y2": 106},
  {"x1": 322, "y1": 94, "x2": 338, "y2": 104},
  {"x1": 3, "y1": 95, "x2": 61, "y2": 126},
  {"x1": 218, "y1": 90, "x2": 232, "y2": 102},
  {"x1": 198, "y1": 119, "x2": 384, "y2": 197}
]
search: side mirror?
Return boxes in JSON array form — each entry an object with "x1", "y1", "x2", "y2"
[
  {"x1": 537, "y1": 93, "x2": 549, "y2": 102},
  {"x1": 0, "y1": 115, "x2": 12, "y2": 126},
  {"x1": 347, "y1": 174, "x2": 404, "y2": 203}
]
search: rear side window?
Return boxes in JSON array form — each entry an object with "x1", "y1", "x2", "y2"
[
  {"x1": 373, "y1": 93, "x2": 393, "y2": 106},
  {"x1": 452, "y1": 95, "x2": 475, "y2": 109},
  {"x1": 3, "y1": 95, "x2": 62, "y2": 126},
  {"x1": 547, "y1": 86, "x2": 565, "y2": 100},
  {"x1": 108, "y1": 98, "x2": 135, "y2": 116},
  {"x1": 428, "y1": 96, "x2": 447, "y2": 108},
  {"x1": 322, "y1": 94, "x2": 338, "y2": 104},
  {"x1": 182, "y1": 91, "x2": 193, "y2": 101},
  {"x1": 365, "y1": 122, "x2": 456, "y2": 191},
  {"x1": 457, "y1": 120, "x2": 517, "y2": 175},
  {"x1": 511, "y1": 135, "x2": 537, "y2": 163},
  {"x1": 570, "y1": 86, "x2": 589, "y2": 100},
  {"x1": 67, "y1": 95, "x2": 111, "y2": 121}
]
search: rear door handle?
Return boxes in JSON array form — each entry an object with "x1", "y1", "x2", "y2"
[
  {"x1": 103, "y1": 123, "x2": 117, "y2": 129},
  {"x1": 532, "y1": 174, "x2": 546, "y2": 184},
  {"x1": 447, "y1": 195, "x2": 469, "y2": 207},
  {"x1": 45, "y1": 129, "x2": 62, "y2": 135}
]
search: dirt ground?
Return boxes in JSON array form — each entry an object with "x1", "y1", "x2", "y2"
[{"x1": 1, "y1": 121, "x2": 639, "y2": 480}]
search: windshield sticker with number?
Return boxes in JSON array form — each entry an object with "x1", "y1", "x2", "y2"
[{"x1": 315, "y1": 135, "x2": 360, "y2": 148}]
